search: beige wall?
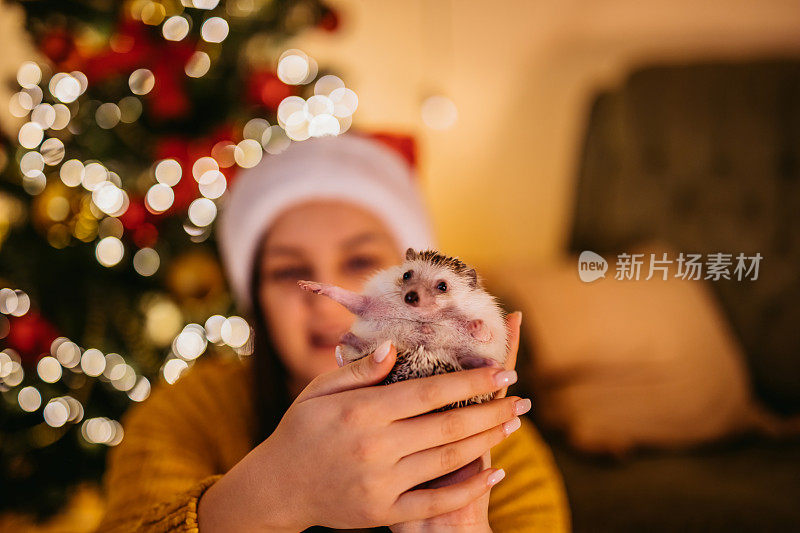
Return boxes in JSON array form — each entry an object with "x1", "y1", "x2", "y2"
[{"x1": 295, "y1": 0, "x2": 800, "y2": 271}]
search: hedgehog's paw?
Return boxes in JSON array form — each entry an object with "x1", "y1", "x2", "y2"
[
  {"x1": 297, "y1": 280, "x2": 323, "y2": 293},
  {"x1": 467, "y1": 319, "x2": 493, "y2": 342}
]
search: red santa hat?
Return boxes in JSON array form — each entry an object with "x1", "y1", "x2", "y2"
[{"x1": 216, "y1": 132, "x2": 437, "y2": 312}]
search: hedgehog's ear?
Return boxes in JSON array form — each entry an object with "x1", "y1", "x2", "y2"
[
  {"x1": 465, "y1": 268, "x2": 478, "y2": 288},
  {"x1": 405, "y1": 248, "x2": 417, "y2": 261}
]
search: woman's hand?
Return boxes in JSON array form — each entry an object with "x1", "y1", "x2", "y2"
[
  {"x1": 197, "y1": 333, "x2": 529, "y2": 532},
  {"x1": 390, "y1": 311, "x2": 524, "y2": 533}
]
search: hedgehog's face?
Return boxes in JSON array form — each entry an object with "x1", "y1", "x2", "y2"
[{"x1": 397, "y1": 262, "x2": 471, "y2": 315}]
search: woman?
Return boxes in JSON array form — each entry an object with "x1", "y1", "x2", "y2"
[{"x1": 97, "y1": 134, "x2": 570, "y2": 532}]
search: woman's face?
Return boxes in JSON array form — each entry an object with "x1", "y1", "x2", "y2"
[{"x1": 258, "y1": 200, "x2": 401, "y2": 393}]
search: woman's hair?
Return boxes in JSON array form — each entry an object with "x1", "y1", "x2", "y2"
[
  {"x1": 247, "y1": 231, "x2": 293, "y2": 445},
  {"x1": 246, "y1": 229, "x2": 392, "y2": 533}
]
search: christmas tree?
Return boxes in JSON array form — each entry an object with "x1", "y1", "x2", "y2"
[{"x1": 0, "y1": 0, "x2": 353, "y2": 517}]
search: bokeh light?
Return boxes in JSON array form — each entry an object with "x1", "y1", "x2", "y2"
[
  {"x1": 187, "y1": 198, "x2": 217, "y2": 226},
  {"x1": 201, "y1": 17, "x2": 229, "y2": 43},
  {"x1": 155, "y1": 159, "x2": 182, "y2": 186},
  {"x1": 96, "y1": 103, "x2": 122, "y2": 129},
  {"x1": 41, "y1": 138, "x2": 65, "y2": 165},
  {"x1": 31, "y1": 103, "x2": 56, "y2": 129},
  {"x1": 185, "y1": 51, "x2": 211, "y2": 78},
  {"x1": 55, "y1": 340, "x2": 81, "y2": 368},
  {"x1": 204, "y1": 314, "x2": 225, "y2": 343},
  {"x1": 82, "y1": 162, "x2": 109, "y2": 191},
  {"x1": 133, "y1": 248, "x2": 160, "y2": 276},
  {"x1": 162, "y1": 15, "x2": 190, "y2": 41},
  {"x1": 128, "y1": 376, "x2": 151, "y2": 402},
  {"x1": 60, "y1": 159, "x2": 85, "y2": 187},
  {"x1": 198, "y1": 170, "x2": 226, "y2": 199},
  {"x1": 43, "y1": 398, "x2": 69, "y2": 427},
  {"x1": 20, "y1": 151, "x2": 44, "y2": 177},
  {"x1": 37, "y1": 356, "x2": 62, "y2": 383},
  {"x1": 174, "y1": 324, "x2": 207, "y2": 360},
  {"x1": 17, "y1": 61, "x2": 42, "y2": 88},
  {"x1": 18, "y1": 386, "x2": 42, "y2": 412},
  {"x1": 163, "y1": 358, "x2": 189, "y2": 384},
  {"x1": 18, "y1": 122, "x2": 44, "y2": 149},
  {"x1": 221, "y1": 316, "x2": 250, "y2": 348},
  {"x1": 80, "y1": 348, "x2": 106, "y2": 377},
  {"x1": 421, "y1": 95, "x2": 458, "y2": 130},
  {"x1": 277, "y1": 49, "x2": 310, "y2": 85},
  {"x1": 51, "y1": 104, "x2": 71, "y2": 130},
  {"x1": 145, "y1": 183, "x2": 175, "y2": 213},
  {"x1": 234, "y1": 139, "x2": 262, "y2": 168},
  {"x1": 129, "y1": 69, "x2": 155, "y2": 95},
  {"x1": 96, "y1": 236, "x2": 124, "y2": 267},
  {"x1": 52, "y1": 74, "x2": 81, "y2": 103},
  {"x1": 314, "y1": 74, "x2": 345, "y2": 97},
  {"x1": 118, "y1": 96, "x2": 142, "y2": 123}
]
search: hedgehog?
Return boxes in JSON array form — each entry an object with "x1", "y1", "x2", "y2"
[{"x1": 298, "y1": 248, "x2": 508, "y2": 407}]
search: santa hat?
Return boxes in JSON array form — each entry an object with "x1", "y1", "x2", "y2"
[{"x1": 216, "y1": 133, "x2": 437, "y2": 313}]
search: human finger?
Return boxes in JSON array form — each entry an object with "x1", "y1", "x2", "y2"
[
  {"x1": 390, "y1": 466, "x2": 505, "y2": 522},
  {"x1": 389, "y1": 395, "x2": 531, "y2": 455},
  {"x1": 371, "y1": 366, "x2": 518, "y2": 420},
  {"x1": 395, "y1": 418, "x2": 519, "y2": 488},
  {"x1": 295, "y1": 340, "x2": 396, "y2": 403}
]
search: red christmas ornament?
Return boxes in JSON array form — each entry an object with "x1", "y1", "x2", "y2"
[
  {"x1": 246, "y1": 70, "x2": 295, "y2": 112},
  {"x1": 39, "y1": 28, "x2": 75, "y2": 65},
  {"x1": 318, "y1": 9, "x2": 340, "y2": 32},
  {"x1": 5, "y1": 310, "x2": 60, "y2": 367},
  {"x1": 119, "y1": 196, "x2": 148, "y2": 231},
  {"x1": 133, "y1": 222, "x2": 159, "y2": 248}
]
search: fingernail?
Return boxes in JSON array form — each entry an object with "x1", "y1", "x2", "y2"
[
  {"x1": 487, "y1": 468, "x2": 506, "y2": 486},
  {"x1": 373, "y1": 340, "x2": 392, "y2": 363},
  {"x1": 335, "y1": 345, "x2": 344, "y2": 367},
  {"x1": 514, "y1": 398, "x2": 531, "y2": 416},
  {"x1": 503, "y1": 417, "x2": 521, "y2": 436},
  {"x1": 517, "y1": 311, "x2": 523, "y2": 325},
  {"x1": 493, "y1": 370, "x2": 517, "y2": 387}
]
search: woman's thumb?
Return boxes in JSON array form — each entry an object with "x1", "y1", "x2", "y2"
[{"x1": 296, "y1": 340, "x2": 396, "y2": 402}]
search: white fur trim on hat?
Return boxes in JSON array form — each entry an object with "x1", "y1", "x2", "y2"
[{"x1": 216, "y1": 133, "x2": 437, "y2": 313}]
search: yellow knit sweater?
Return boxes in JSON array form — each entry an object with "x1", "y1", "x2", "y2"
[{"x1": 96, "y1": 355, "x2": 570, "y2": 532}]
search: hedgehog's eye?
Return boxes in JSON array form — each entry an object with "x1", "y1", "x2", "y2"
[
  {"x1": 437, "y1": 281, "x2": 447, "y2": 292},
  {"x1": 403, "y1": 270, "x2": 413, "y2": 281}
]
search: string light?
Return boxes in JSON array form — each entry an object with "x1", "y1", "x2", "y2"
[
  {"x1": 95, "y1": 236, "x2": 125, "y2": 267},
  {"x1": 221, "y1": 316, "x2": 250, "y2": 348},
  {"x1": 155, "y1": 159, "x2": 182, "y2": 186},
  {"x1": 187, "y1": 197, "x2": 217, "y2": 226},
  {"x1": 185, "y1": 51, "x2": 211, "y2": 77},
  {"x1": 145, "y1": 183, "x2": 175, "y2": 213},
  {"x1": 133, "y1": 247, "x2": 160, "y2": 276},
  {"x1": 201, "y1": 17, "x2": 229, "y2": 43},
  {"x1": 18, "y1": 386, "x2": 42, "y2": 412},
  {"x1": 162, "y1": 16, "x2": 190, "y2": 41},
  {"x1": 128, "y1": 69, "x2": 155, "y2": 95}
]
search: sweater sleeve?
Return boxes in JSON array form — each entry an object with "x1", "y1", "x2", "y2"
[
  {"x1": 95, "y1": 361, "x2": 236, "y2": 533},
  {"x1": 135, "y1": 474, "x2": 224, "y2": 532},
  {"x1": 487, "y1": 417, "x2": 571, "y2": 532}
]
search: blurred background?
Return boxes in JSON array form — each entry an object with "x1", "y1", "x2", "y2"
[{"x1": 0, "y1": 0, "x2": 799, "y2": 531}]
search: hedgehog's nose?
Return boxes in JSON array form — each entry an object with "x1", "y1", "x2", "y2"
[{"x1": 404, "y1": 291, "x2": 419, "y2": 306}]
